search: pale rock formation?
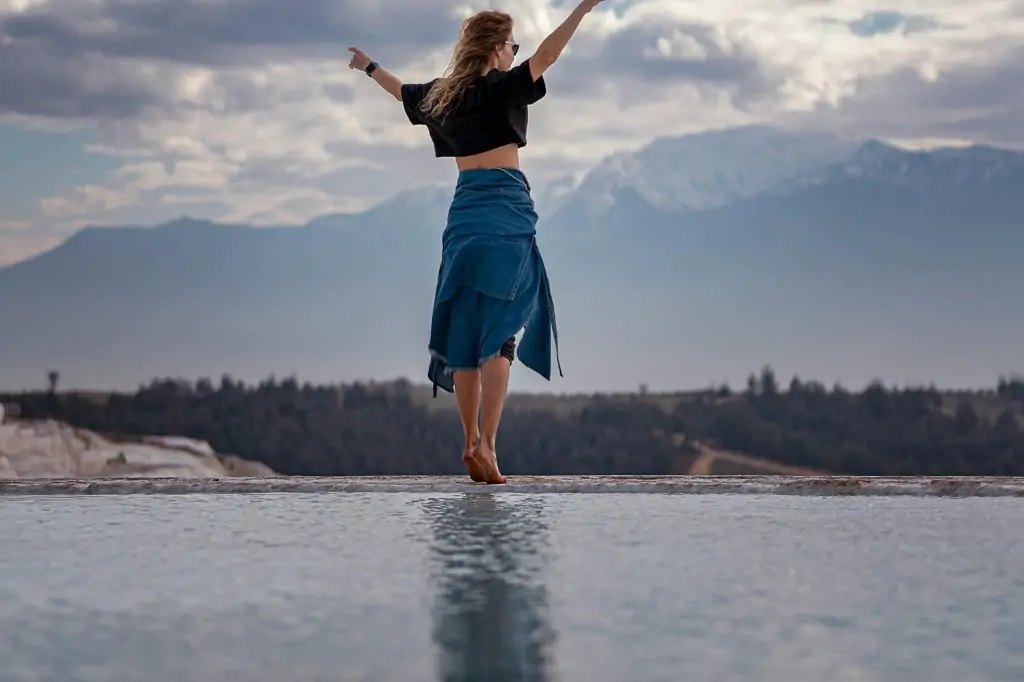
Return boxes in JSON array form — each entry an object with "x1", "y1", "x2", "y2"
[{"x1": 0, "y1": 418, "x2": 276, "y2": 479}]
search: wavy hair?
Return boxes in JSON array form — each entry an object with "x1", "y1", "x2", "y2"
[{"x1": 419, "y1": 10, "x2": 514, "y2": 119}]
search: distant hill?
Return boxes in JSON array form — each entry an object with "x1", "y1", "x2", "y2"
[
  {"x1": 2, "y1": 125, "x2": 1023, "y2": 393},
  {"x1": 4, "y1": 371, "x2": 1022, "y2": 477}
]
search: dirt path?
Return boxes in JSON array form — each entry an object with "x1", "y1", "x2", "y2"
[{"x1": 688, "y1": 445, "x2": 823, "y2": 476}]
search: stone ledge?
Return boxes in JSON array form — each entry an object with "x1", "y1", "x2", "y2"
[{"x1": 1, "y1": 475, "x2": 1023, "y2": 497}]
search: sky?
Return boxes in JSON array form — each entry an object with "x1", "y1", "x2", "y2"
[{"x1": 1, "y1": 0, "x2": 1023, "y2": 267}]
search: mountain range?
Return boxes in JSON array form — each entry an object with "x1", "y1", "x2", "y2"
[{"x1": 2, "y1": 125, "x2": 1022, "y2": 393}]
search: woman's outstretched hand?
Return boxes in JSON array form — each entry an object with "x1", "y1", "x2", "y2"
[{"x1": 348, "y1": 47, "x2": 373, "y2": 71}]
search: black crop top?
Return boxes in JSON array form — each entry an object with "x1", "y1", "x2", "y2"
[{"x1": 400, "y1": 60, "x2": 547, "y2": 158}]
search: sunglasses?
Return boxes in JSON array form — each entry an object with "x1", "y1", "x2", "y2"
[{"x1": 504, "y1": 40, "x2": 520, "y2": 56}]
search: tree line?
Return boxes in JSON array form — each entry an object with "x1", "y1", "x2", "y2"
[{"x1": 4, "y1": 368, "x2": 1023, "y2": 477}]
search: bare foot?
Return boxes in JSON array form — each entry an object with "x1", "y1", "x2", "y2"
[
  {"x1": 462, "y1": 445, "x2": 485, "y2": 482},
  {"x1": 469, "y1": 442, "x2": 507, "y2": 484}
]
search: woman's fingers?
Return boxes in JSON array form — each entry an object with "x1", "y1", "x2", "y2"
[{"x1": 347, "y1": 46, "x2": 370, "y2": 69}]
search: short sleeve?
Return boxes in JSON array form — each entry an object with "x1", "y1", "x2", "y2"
[
  {"x1": 484, "y1": 60, "x2": 547, "y2": 107},
  {"x1": 400, "y1": 82, "x2": 430, "y2": 125}
]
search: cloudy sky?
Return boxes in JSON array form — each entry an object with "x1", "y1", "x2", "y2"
[{"x1": 1, "y1": 0, "x2": 1022, "y2": 266}]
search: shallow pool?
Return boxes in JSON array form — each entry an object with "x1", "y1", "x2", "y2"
[{"x1": 1, "y1": 493, "x2": 1022, "y2": 681}]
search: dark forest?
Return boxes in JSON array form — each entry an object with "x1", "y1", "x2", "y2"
[{"x1": 5, "y1": 368, "x2": 1023, "y2": 477}]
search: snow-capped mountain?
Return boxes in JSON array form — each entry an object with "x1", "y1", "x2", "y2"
[
  {"x1": 796, "y1": 140, "x2": 1024, "y2": 194},
  {"x1": 553, "y1": 125, "x2": 861, "y2": 215},
  {"x1": 2, "y1": 126, "x2": 1022, "y2": 393}
]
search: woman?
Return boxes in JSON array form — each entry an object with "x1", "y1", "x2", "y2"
[{"x1": 348, "y1": 0, "x2": 605, "y2": 484}]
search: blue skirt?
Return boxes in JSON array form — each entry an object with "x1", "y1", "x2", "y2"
[{"x1": 427, "y1": 168, "x2": 561, "y2": 395}]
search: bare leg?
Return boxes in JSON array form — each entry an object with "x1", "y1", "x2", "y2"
[
  {"x1": 453, "y1": 369, "x2": 483, "y2": 482},
  {"x1": 470, "y1": 356, "x2": 511, "y2": 484}
]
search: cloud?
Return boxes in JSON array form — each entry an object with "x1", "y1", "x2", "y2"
[
  {"x1": 548, "y1": 16, "x2": 785, "y2": 110},
  {"x1": 0, "y1": 0, "x2": 464, "y2": 66},
  {"x1": 788, "y1": 42, "x2": 1024, "y2": 148},
  {"x1": 0, "y1": 0, "x2": 465, "y2": 122},
  {"x1": 1, "y1": 0, "x2": 1023, "y2": 266},
  {"x1": 0, "y1": 32, "x2": 166, "y2": 119},
  {"x1": 847, "y1": 11, "x2": 940, "y2": 37}
]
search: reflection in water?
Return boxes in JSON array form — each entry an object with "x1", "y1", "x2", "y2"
[{"x1": 421, "y1": 494, "x2": 556, "y2": 682}]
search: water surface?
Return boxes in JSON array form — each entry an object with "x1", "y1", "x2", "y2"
[{"x1": 1, "y1": 493, "x2": 1022, "y2": 681}]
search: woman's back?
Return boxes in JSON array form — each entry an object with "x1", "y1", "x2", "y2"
[{"x1": 400, "y1": 61, "x2": 547, "y2": 170}]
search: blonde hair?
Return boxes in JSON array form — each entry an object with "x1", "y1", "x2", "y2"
[{"x1": 420, "y1": 10, "x2": 514, "y2": 119}]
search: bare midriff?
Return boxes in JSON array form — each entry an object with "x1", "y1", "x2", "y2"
[{"x1": 455, "y1": 143, "x2": 521, "y2": 171}]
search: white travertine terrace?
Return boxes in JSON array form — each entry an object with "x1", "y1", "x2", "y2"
[
  {"x1": 1, "y1": 475, "x2": 1022, "y2": 497},
  {"x1": 0, "y1": 419, "x2": 276, "y2": 480}
]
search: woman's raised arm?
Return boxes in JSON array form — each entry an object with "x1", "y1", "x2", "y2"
[
  {"x1": 348, "y1": 46, "x2": 403, "y2": 102},
  {"x1": 527, "y1": 0, "x2": 606, "y2": 81}
]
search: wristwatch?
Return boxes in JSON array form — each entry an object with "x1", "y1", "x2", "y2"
[{"x1": 365, "y1": 61, "x2": 379, "y2": 77}]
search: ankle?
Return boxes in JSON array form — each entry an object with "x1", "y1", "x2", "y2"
[{"x1": 464, "y1": 434, "x2": 480, "y2": 449}]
